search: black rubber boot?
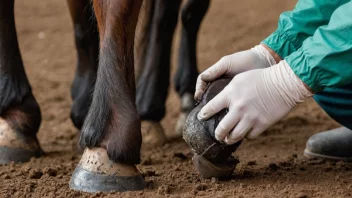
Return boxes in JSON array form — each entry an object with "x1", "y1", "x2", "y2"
[{"x1": 304, "y1": 127, "x2": 352, "y2": 161}]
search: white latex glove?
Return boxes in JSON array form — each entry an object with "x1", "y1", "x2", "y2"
[
  {"x1": 197, "y1": 60, "x2": 313, "y2": 145},
  {"x1": 195, "y1": 45, "x2": 276, "y2": 101}
]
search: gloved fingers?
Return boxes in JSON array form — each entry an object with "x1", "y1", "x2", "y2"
[
  {"x1": 224, "y1": 119, "x2": 253, "y2": 145},
  {"x1": 194, "y1": 75, "x2": 208, "y2": 101},
  {"x1": 194, "y1": 58, "x2": 228, "y2": 101},
  {"x1": 246, "y1": 123, "x2": 268, "y2": 139},
  {"x1": 200, "y1": 57, "x2": 229, "y2": 82},
  {"x1": 197, "y1": 89, "x2": 228, "y2": 121},
  {"x1": 214, "y1": 109, "x2": 240, "y2": 142}
]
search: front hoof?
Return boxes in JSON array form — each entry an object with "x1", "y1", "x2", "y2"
[
  {"x1": 0, "y1": 118, "x2": 41, "y2": 164},
  {"x1": 70, "y1": 148, "x2": 146, "y2": 193},
  {"x1": 141, "y1": 121, "x2": 166, "y2": 146},
  {"x1": 183, "y1": 78, "x2": 241, "y2": 179}
]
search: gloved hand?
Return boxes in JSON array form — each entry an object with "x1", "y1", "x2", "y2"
[
  {"x1": 195, "y1": 44, "x2": 277, "y2": 101},
  {"x1": 197, "y1": 60, "x2": 313, "y2": 145}
]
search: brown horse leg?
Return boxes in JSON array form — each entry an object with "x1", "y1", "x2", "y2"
[
  {"x1": 66, "y1": 0, "x2": 99, "y2": 130},
  {"x1": 0, "y1": 0, "x2": 42, "y2": 164},
  {"x1": 174, "y1": 0, "x2": 211, "y2": 135},
  {"x1": 70, "y1": 0, "x2": 145, "y2": 193},
  {"x1": 136, "y1": 0, "x2": 181, "y2": 144}
]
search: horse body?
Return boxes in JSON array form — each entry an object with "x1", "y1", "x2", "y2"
[{"x1": 0, "y1": 0, "x2": 210, "y2": 192}]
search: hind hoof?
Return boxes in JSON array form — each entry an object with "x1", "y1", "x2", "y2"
[
  {"x1": 174, "y1": 112, "x2": 188, "y2": 139},
  {"x1": 0, "y1": 118, "x2": 41, "y2": 164},
  {"x1": 174, "y1": 93, "x2": 196, "y2": 139},
  {"x1": 141, "y1": 121, "x2": 166, "y2": 146},
  {"x1": 70, "y1": 148, "x2": 146, "y2": 193}
]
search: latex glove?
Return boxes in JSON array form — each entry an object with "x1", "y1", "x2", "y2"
[
  {"x1": 195, "y1": 44, "x2": 277, "y2": 101},
  {"x1": 197, "y1": 60, "x2": 313, "y2": 145}
]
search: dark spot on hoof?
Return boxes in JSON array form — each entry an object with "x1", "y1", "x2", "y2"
[
  {"x1": 69, "y1": 166, "x2": 146, "y2": 193},
  {"x1": 183, "y1": 78, "x2": 241, "y2": 179}
]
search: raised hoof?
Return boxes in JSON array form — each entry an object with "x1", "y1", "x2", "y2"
[
  {"x1": 70, "y1": 148, "x2": 146, "y2": 193},
  {"x1": 141, "y1": 121, "x2": 166, "y2": 146},
  {"x1": 0, "y1": 118, "x2": 41, "y2": 164},
  {"x1": 193, "y1": 154, "x2": 237, "y2": 179},
  {"x1": 183, "y1": 78, "x2": 241, "y2": 179}
]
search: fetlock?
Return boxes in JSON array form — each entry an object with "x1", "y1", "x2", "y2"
[
  {"x1": 0, "y1": 72, "x2": 41, "y2": 138},
  {"x1": 1, "y1": 93, "x2": 41, "y2": 136},
  {"x1": 80, "y1": 94, "x2": 142, "y2": 165}
]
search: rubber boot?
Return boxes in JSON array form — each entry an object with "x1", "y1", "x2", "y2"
[{"x1": 304, "y1": 127, "x2": 352, "y2": 161}]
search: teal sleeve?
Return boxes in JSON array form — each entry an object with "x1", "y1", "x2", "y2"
[
  {"x1": 286, "y1": 2, "x2": 352, "y2": 92},
  {"x1": 262, "y1": 0, "x2": 348, "y2": 58}
]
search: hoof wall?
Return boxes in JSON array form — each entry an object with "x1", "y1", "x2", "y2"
[
  {"x1": 69, "y1": 166, "x2": 146, "y2": 193},
  {"x1": 183, "y1": 78, "x2": 241, "y2": 178},
  {"x1": 70, "y1": 148, "x2": 146, "y2": 193},
  {"x1": 0, "y1": 147, "x2": 41, "y2": 164},
  {"x1": 141, "y1": 121, "x2": 166, "y2": 146},
  {"x1": 193, "y1": 154, "x2": 237, "y2": 179},
  {"x1": 174, "y1": 112, "x2": 188, "y2": 139},
  {"x1": 0, "y1": 117, "x2": 42, "y2": 164}
]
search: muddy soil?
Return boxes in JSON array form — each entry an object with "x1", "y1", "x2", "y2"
[{"x1": 1, "y1": 0, "x2": 351, "y2": 197}]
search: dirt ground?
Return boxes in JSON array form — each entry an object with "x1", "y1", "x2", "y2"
[{"x1": 1, "y1": 0, "x2": 351, "y2": 197}]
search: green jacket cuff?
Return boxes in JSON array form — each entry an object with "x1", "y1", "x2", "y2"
[
  {"x1": 261, "y1": 29, "x2": 302, "y2": 59},
  {"x1": 285, "y1": 49, "x2": 321, "y2": 92}
]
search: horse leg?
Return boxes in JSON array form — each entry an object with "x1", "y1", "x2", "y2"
[
  {"x1": 136, "y1": 0, "x2": 181, "y2": 145},
  {"x1": 174, "y1": 0, "x2": 210, "y2": 135},
  {"x1": 70, "y1": 0, "x2": 145, "y2": 192},
  {"x1": 0, "y1": 0, "x2": 42, "y2": 164},
  {"x1": 67, "y1": 0, "x2": 99, "y2": 129}
]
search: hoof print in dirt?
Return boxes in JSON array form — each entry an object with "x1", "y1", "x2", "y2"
[
  {"x1": 183, "y1": 78, "x2": 241, "y2": 179},
  {"x1": 70, "y1": 148, "x2": 146, "y2": 193}
]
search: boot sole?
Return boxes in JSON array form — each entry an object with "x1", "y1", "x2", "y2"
[{"x1": 304, "y1": 149, "x2": 352, "y2": 162}]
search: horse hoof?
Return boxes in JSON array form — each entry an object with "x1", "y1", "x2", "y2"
[
  {"x1": 193, "y1": 153, "x2": 238, "y2": 179},
  {"x1": 174, "y1": 112, "x2": 188, "y2": 139},
  {"x1": 174, "y1": 93, "x2": 196, "y2": 138},
  {"x1": 0, "y1": 118, "x2": 41, "y2": 164},
  {"x1": 141, "y1": 121, "x2": 166, "y2": 146},
  {"x1": 183, "y1": 78, "x2": 241, "y2": 179},
  {"x1": 70, "y1": 148, "x2": 146, "y2": 193}
]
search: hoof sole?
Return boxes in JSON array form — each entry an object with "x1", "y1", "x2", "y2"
[
  {"x1": 0, "y1": 147, "x2": 41, "y2": 164},
  {"x1": 70, "y1": 166, "x2": 146, "y2": 193},
  {"x1": 193, "y1": 154, "x2": 237, "y2": 179}
]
